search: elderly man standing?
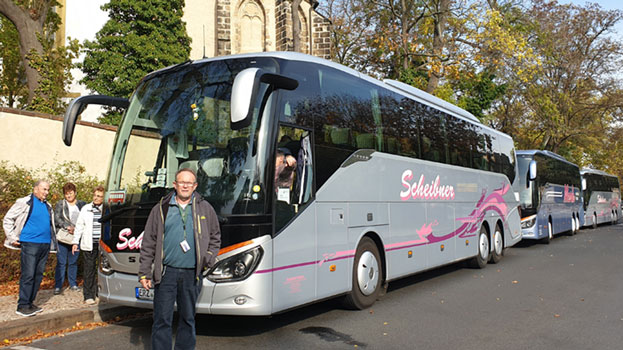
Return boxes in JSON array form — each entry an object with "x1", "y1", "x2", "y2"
[
  {"x1": 139, "y1": 168, "x2": 221, "y2": 350},
  {"x1": 3, "y1": 179, "x2": 57, "y2": 317}
]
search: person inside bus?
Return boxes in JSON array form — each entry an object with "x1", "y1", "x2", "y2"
[{"x1": 275, "y1": 147, "x2": 297, "y2": 202}]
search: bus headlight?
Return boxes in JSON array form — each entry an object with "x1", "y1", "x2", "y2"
[
  {"x1": 207, "y1": 246, "x2": 263, "y2": 282},
  {"x1": 521, "y1": 215, "x2": 537, "y2": 229},
  {"x1": 99, "y1": 252, "x2": 113, "y2": 275}
]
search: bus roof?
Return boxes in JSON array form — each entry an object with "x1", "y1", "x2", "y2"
[
  {"x1": 146, "y1": 51, "x2": 511, "y2": 141},
  {"x1": 580, "y1": 168, "x2": 618, "y2": 178},
  {"x1": 516, "y1": 150, "x2": 578, "y2": 167}
]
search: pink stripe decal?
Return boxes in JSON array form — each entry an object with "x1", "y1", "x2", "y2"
[
  {"x1": 255, "y1": 253, "x2": 355, "y2": 274},
  {"x1": 386, "y1": 182, "x2": 512, "y2": 251},
  {"x1": 258, "y1": 183, "x2": 513, "y2": 273}
]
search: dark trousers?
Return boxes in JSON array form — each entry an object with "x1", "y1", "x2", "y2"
[
  {"x1": 18, "y1": 242, "x2": 50, "y2": 308},
  {"x1": 152, "y1": 266, "x2": 202, "y2": 350},
  {"x1": 82, "y1": 244, "x2": 99, "y2": 300},
  {"x1": 55, "y1": 242, "x2": 79, "y2": 289}
]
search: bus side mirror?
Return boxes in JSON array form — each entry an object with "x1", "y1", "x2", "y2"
[
  {"x1": 582, "y1": 178, "x2": 587, "y2": 191},
  {"x1": 230, "y1": 68, "x2": 298, "y2": 130},
  {"x1": 528, "y1": 160, "x2": 537, "y2": 181},
  {"x1": 63, "y1": 95, "x2": 129, "y2": 146}
]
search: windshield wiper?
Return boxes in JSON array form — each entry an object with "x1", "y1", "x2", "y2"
[{"x1": 99, "y1": 205, "x2": 140, "y2": 223}]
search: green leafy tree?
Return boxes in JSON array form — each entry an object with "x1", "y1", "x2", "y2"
[
  {"x1": 28, "y1": 35, "x2": 80, "y2": 114},
  {"x1": 456, "y1": 70, "x2": 507, "y2": 122},
  {"x1": 0, "y1": 15, "x2": 27, "y2": 107},
  {"x1": 0, "y1": 0, "x2": 80, "y2": 112},
  {"x1": 80, "y1": 0, "x2": 191, "y2": 126}
]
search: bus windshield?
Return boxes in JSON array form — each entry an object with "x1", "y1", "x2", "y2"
[
  {"x1": 107, "y1": 58, "x2": 279, "y2": 216},
  {"x1": 516, "y1": 155, "x2": 536, "y2": 212}
]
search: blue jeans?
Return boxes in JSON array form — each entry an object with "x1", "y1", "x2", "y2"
[
  {"x1": 151, "y1": 266, "x2": 202, "y2": 350},
  {"x1": 18, "y1": 242, "x2": 50, "y2": 308},
  {"x1": 54, "y1": 242, "x2": 79, "y2": 289}
]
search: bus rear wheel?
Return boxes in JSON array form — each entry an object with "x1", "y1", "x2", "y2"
[
  {"x1": 592, "y1": 213, "x2": 597, "y2": 229},
  {"x1": 470, "y1": 226, "x2": 489, "y2": 269},
  {"x1": 344, "y1": 237, "x2": 383, "y2": 310},
  {"x1": 490, "y1": 225, "x2": 504, "y2": 264}
]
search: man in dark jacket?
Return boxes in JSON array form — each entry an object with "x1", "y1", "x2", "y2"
[{"x1": 139, "y1": 168, "x2": 221, "y2": 350}]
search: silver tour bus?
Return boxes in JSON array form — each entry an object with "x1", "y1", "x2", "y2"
[
  {"x1": 515, "y1": 150, "x2": 582, "y2": 243},
  {"x1": 580, "y1": 168, "x2": 621, "y2": 228},
  {"x1": 62, "y1": 52, "x2": 522, "y2": 315}
]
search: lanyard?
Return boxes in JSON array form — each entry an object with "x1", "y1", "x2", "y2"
[{"x1": 177, "y1": 204, "x2": 189, "y2": 240}]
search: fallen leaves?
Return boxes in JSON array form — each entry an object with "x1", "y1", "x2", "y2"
[{"x1": 0, "y1": 320, "x2": 109, "y2": 347}]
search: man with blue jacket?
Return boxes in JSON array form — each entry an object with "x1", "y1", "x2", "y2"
[{"x1": 3, "y1": 179, "x2": 57, "y2": 317}]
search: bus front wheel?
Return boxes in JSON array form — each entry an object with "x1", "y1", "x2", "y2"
[
  {"x1": 592, "y1": 214, "x2": 597, "y2": 229},
  {"x1": 542, "y1": 220, "x2": 553, "y2": 244},
  {"x1": 344, "y1": 237, "x2": 383, "y2": 310}
]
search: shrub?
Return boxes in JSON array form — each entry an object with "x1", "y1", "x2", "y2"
[{"x1": 0, "y1": 161, "x2": 103, "y2": 284}]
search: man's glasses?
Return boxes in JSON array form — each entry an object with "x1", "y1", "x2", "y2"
[{"x1": 175, "y1": 181, "x2": 196, "y2": 187}]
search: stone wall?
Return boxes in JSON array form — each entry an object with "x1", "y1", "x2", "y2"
[{"x1": 0, "y1": 108, "x2": 155, "y2": 183}]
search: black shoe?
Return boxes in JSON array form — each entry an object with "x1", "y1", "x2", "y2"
[
  {"x1": 30, "y1": 304, "x2": 43, "y2": 314},
  {"x1": 54, "y1": 288, "x2": 62, "y2": 295},
  {"x1": 16, "y1": 306, "x2": 36, "y2": 317}
]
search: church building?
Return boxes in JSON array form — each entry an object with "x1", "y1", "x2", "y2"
[{"x1": 183, "y1": 0, "x2": 332, "y2": 59}]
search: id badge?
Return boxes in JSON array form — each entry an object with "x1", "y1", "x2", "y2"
[
  {"x1": 180, "y1": 239, "x2": 190, "y2": 253},
  {"x1": 277, "y1": 187, "x2": 290, "y2": 204}
]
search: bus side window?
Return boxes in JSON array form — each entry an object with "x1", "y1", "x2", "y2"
[{"x1": 419, "y1": 106, "x2": 446, "y2": 163}]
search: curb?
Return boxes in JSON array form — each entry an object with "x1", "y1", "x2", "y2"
[{"x1": 0, "y1": 304, "x2": 150, "y2": 341}]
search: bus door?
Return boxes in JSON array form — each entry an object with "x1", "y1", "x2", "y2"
[{"x1": 271, "y1": 124, "x2": 318, "y2": 310}]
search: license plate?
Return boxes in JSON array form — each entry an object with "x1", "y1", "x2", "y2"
[{"x1": 135, "y1": 287, "x2": 154, "y2": 300}]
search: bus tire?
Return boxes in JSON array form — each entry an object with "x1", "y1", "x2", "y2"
[
  {"x1": 568, "y1": 216, "x2": 576, "y2": 236},
  {"x1": 470, "y1": 226, "x2": 489, "y2": 269},
  {"x1": 542, "y1": 220, "x2": 553, "y2": 244},
  {"x1": 344, "y1": 237, "x2": 383, "y2": 310},
  {"x1": 490, "y1": 225, "x2": 504, "y2": 264},
  {"x1": 592, "y1": 213, "x2": 597, "y2": 229}
]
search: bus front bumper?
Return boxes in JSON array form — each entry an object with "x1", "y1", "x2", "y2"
[
  {"x1": 520, "y1": 224, "x2": 545, "y2": 240},
  {"x1": 98, "y1": 269, "x2": 273, "y2": 316}
]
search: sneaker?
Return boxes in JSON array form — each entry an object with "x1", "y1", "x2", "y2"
[
  {"x1": 84, "y1": 298, "x2": 96, "y2": 305},
  {"x1": 54, "y1": 288, "x2": 62, "y2": 295},
  {"x1": 16, "y1": 306, "x2": 36, "y2": 317},
  {"x1": 70, "y1": 286, "x2": 81, "y2": 291},
  {"x1": 30, "y1": 304, "x2": 43, "y2": 314}
]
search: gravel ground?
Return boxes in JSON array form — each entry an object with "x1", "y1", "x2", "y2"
[{"x1": 0, "y1": 286, "x2": 95, "y2": 322}]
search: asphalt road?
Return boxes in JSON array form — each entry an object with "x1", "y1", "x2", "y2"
[{"x1": 19, "y1": 223, "x2": 623, "y2": 350}]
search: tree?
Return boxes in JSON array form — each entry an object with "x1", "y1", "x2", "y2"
[
  {"x1": 0, "y1": 0, "x2": 79, "y2": 113},
  {"x1": 501, "y1": 0, "x2": 623, "y2": 158},
  {"x1": 80, "y1": 0, "x2": 191, "y2": 126},
  {"x1": 0, "y1": 0, "x2": 54, "y2": 104},
  {"x1": 0, "y1": 14, "x2": 26, "y2": 107},
  {"x1": 319, "y1": 0, "x2": 374, "y2": 71}
]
